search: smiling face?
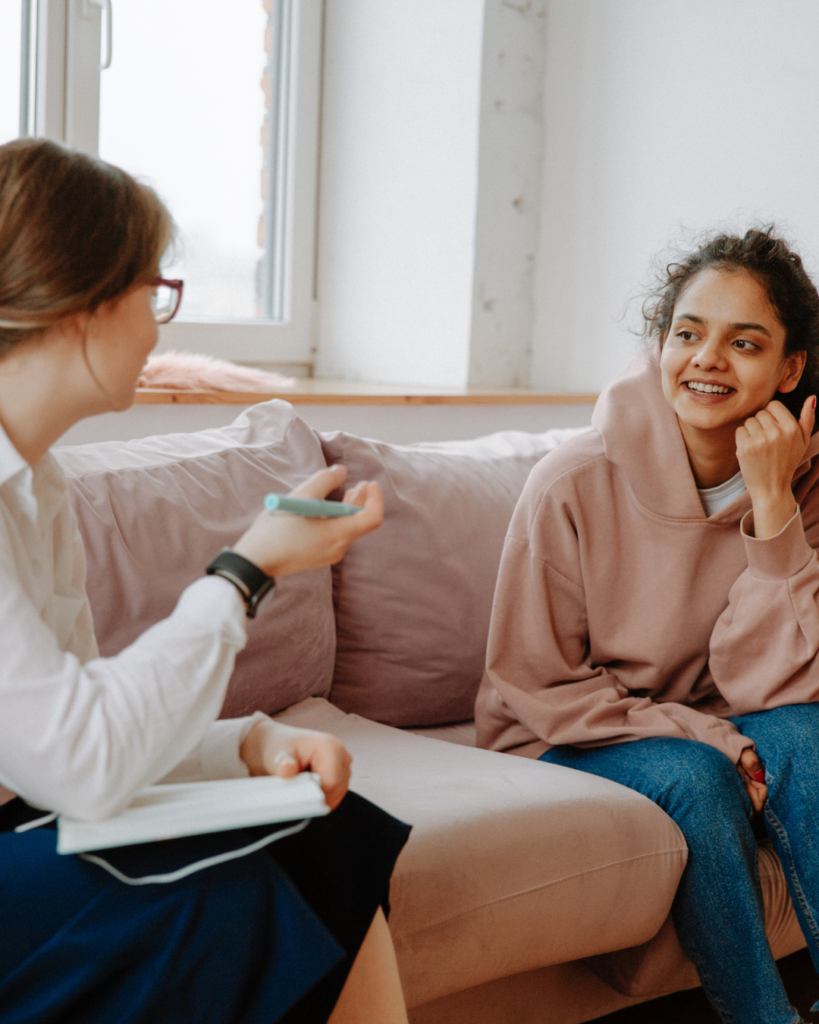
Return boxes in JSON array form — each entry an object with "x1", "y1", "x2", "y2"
[{"x1": 660, "y1": 267, "x2": 806, "y2": 446}]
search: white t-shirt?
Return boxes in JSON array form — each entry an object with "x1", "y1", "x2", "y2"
[
  {"x1": 0, "y1": 422, "x2": 260, "y2": 820},
  {"x1": 697, "y1": 469, "x2": 746, "y2": 517}
]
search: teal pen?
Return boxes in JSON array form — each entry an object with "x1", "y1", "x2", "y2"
[{"x1": 264, "y1": 493, "x2": 362, "y2": 517}]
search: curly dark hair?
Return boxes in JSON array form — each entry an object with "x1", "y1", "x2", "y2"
[{"x1": 642, "y1": 227, "x2": 819, "y2": 419}]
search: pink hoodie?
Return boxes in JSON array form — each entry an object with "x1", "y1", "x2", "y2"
[{"x1": 475, "y1": 346, "x2": 819, "y2": 764}]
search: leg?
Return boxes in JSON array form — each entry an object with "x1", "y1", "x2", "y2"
[
  {"x1": 541, "y1": 737, "x2": 801, "y2": 1024},
  {"x1": 327, "y1": 908, "x2": 408, "y2": 1024},
  {"x1": 272, "y1": 791, "x2": 412, "y2": 1024},
  {"x1": 735, "y1": 703, "x2": 819, "y2": 1006}
]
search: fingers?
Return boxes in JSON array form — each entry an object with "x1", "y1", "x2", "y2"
[
  {"x1": 290, "y1": 468, "x2": 383, "y2": 534},
  {"x1": 323, "y1": 482, "x2": 384, "y2": 550},
  {"x1": 737, "y1": 749, "x2": 767, "y2": 811},
  {"x1": 290, "y1": 465, "x2": 348, "y2": 500},
  {"x1": 242, "y1": 721, "x2": 352, "y2": 810},
  {"x1": 343, "y1": 480, "x2": 368, "y2": 507},
  {"x1": 272, "y1": 750, "x2": 299, "y2": 778},
  {"x1": 763, "y1": 400, "x2": 797, "y2": 425},
  {"x1": 739, "y1": 748, "x2": 762, "y2": 774},
  {"x1": 738, "y1": 403, "x2": 802, "y2": 455},
  {"x1": 799, "y1": 395, "x2": 816, "y2": 446},
  {"x1": 292, "y1": 734, "x2": 352, "y2": 810},
  {"x1": 747, "y1": 780, "x2": 767, "y2": 814},
  {"x1": 747, "y1": 402, "x2": 796, "y2": 433},
  {"x1": 341, "y1": 481, "x2": 384, "y2": 534}
]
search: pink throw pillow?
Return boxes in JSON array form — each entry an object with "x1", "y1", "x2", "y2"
[
  {"x1": 56, "y1": 401, "x2": 335, "y2": 718},
  {"x1": 321, "y1": 428, "x2": 585, "y2": 726}
]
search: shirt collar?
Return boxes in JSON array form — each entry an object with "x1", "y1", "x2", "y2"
[{"x1": 0, "y1": 418, "x2": 30, "y2": 490}]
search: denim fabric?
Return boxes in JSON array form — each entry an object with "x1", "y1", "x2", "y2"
[{"x1": 540, "y1": 703, "x2": 819, "y2": 1024}]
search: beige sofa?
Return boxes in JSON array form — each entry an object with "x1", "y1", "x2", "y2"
[{"x1": 56, "y1": 399, "x2": 807, "y2": 1023}]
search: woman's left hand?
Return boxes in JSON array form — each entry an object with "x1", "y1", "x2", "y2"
[
  {"x1": 736, "y1": 395, "x2": 815, "y2": 539},
  {"x1": 737, "y1": 748, "x2": 768, "y2": 813},
  {"x1": 239, "y1": 718, "x2": 352, "y2": 810}
]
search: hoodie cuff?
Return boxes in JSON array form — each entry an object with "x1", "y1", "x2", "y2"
[
  {"x1": 740, "y1": 508, "x2": 814, "y2": 581},
  {"x1": 722, "y1": 726, "x2": 755, "y2": 765}
]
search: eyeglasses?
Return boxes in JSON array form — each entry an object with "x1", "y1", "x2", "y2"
[{"x1": 150, "y1": 278, "x2": 184, "y2": 324}]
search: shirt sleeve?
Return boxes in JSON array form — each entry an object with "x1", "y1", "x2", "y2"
[
  {"x1": 160, "y1": 713, "x2": 268, "y2": 783},
  {"x1": 476, "y1": 482, "x2": 751, "y2": 765},
  {"x1": 709, "y1": 501, "x2": 819, "y2": 713},
  {"x1": 0, "y1": 544, "x2": 249, "y2": 820}
]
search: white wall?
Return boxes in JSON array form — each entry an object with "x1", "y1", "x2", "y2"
[
  {"x1": 56, "y1": 402, "x2": 593, "y2": 447},
  {"x1": 316, "y1": 0, "x2": 484, "y2": 387},
  {"x1": 468, "y1": 0, "x2": 546, "y2": 388},
  {"x1": 315, "y1": 0, "x2": 546, "y2": 389},
  {"x1": 531, "y1": 0, "x2": 819, "y2": 392}
]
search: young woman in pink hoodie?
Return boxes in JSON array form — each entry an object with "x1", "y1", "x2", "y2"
[{"x1": 476, "y1": 228, "x2": 819, "y2": 1024}]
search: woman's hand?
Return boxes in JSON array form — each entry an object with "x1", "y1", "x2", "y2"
[
  {"x1": 240, "y1": 718, "x2": 352, "y2": 811},
  {"x1": 737, "y1": 747, "x2": 768, "y2": 813},
  {"x1": 233, "y1": 465, "x2": 383, "y2": 578},
  {"x1": 736, "y1": 396, "x2": 814, "y2": 539}
]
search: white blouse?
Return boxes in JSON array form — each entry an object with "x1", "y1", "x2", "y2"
[{"x1": 0, "y1": 422, "x2": 259, "y2": 821}]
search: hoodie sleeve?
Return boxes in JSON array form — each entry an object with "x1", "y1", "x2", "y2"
[
  {"x1": 709, "y1": 493, "x2": 819, "y2": 714},
  {"x1": 475, "y1": 473, "x2": 751, "y2": 765}
]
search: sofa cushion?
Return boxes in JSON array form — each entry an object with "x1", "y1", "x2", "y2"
[
  {"x1": 55, "y1": 401, "x2": 335, "y2": 718},
  {"x1": 320, "y1": 428, "x2": 586, "y2": 726},
  {"x1": 273, "y1": 697, "x2": 688, "y2": 1009},
  {"x1": 585, "y1": 839, "x2": 804, "y2": 999}
]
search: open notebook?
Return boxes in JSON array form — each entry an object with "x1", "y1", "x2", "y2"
[{"x1": 57, "y1": 773, "x2": 329, "y2": 855}]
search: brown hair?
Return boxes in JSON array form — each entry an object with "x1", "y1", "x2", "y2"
[{"x1": 0, "y1": 138, "x2": 173, "y2": 357}]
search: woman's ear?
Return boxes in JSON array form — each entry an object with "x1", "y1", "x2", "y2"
[{"x1": 777, "y1": 350, "x2": 807, "y2": 394}]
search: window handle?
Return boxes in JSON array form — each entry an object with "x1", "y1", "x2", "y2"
[{"x1": 81, "y1": 0, "x2": 113, "y2": 70}]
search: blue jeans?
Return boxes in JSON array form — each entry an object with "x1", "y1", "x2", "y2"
[{"x1": 540, "y1": 704, "x2": 819, "y2": 1024}]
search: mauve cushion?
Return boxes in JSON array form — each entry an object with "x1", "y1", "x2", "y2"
[
  {"x1": 55, "y1": 401, "x2": 335, "y2": 718},
  {"x1": 320, "y1": 428, "x2": 587, "y2": 726}
]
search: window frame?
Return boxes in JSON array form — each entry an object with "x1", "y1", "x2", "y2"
[{"x1": 24, "y1": 0, "x2": 323, "y2": 369}]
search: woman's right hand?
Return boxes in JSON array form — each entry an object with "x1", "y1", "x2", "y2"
[
  {"x1": 738, "y1": 747, "x2": 768, "y2": 813},
  {"x1": 232, "y1": 465, "x2": 383, "y2": 578}
]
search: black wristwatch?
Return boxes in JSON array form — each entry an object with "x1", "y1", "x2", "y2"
[{"x1": 206, "y1": 549, "x2": 276, "y2": 618}]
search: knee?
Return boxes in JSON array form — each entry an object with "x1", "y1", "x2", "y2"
[
  {"x1": 661, "y1": 743, "x2": 749, "y2": 835},
  {"x1": 745, "y1": 704, "x2": 819, "y2": 779}
]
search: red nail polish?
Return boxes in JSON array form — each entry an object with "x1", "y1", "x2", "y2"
[
  {"x1": 812, "y1": 396, "x2": 816, "y2": 409},
  {"x1": 753, "y1": 769, "x2": 765, "y2": 782}
]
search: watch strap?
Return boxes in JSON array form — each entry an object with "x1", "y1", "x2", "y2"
[{"x1": 206, "y1": 549, "x2": 275, "y2": 619}]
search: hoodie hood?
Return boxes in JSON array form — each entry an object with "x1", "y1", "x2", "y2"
[{"x1": 591, "y1": 344, "x2": 819, "y2": 522}]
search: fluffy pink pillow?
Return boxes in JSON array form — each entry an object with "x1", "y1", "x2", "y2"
[
  {"x1": 321, "y1": 428, "x2": 586, "y2": 726},
  {"x1": 56, "y1": 401, "x2": 335, "y2": 718}
]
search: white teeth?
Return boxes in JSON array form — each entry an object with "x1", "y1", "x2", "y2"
[{"x1": 686, "y1": 382, "x2": 731, "y2": 395}]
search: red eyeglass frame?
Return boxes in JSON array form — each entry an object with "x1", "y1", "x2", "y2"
[{"x1": 151, "y1": 277, "x2": 184, "y2": 324}]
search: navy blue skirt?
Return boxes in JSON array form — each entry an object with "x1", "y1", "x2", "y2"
[{"x1": 0, "y1": 791, "x2": 410, "y2": 1024}]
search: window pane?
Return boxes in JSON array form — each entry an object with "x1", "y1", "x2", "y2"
[
  {"x1": 0, "y1": 0, "x2": 22, "y2": 146},
  {"x1": 99, "y1": 0, "x2": 269, "y2": 320}
]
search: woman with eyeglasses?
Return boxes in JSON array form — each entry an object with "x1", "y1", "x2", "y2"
[{"x1": 0, "y1": 138, "x2": 410, "y2": 1024}]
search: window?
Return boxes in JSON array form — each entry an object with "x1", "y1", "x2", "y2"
[
  {"x1": 6, "y1": 0, "x2": 323, "y2": 369},
  {"x1": 0, "y1": 1, "x2": 24, "y2": 145}
]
